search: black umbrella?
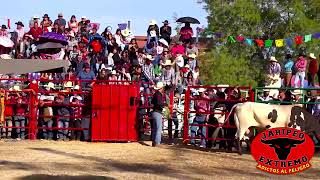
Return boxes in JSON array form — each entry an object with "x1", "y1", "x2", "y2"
[
  {"x1": 36, "y1": 42, "x2": 65, "y2": 50},
  {"x1": 176, "y1": 17, "x2": 200, "y2": 24}
]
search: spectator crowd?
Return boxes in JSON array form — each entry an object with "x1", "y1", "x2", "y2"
[{"x1": 0, "y1": 13, "x2": 202, "y2": 141}]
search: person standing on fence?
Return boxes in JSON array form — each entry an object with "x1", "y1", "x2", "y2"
[
  {"x1": 190, "y1": 88, "x2": 209, "y2": 148},
  {"x1": 151, "y1": 82, "x2": 167, "y2": 147}
]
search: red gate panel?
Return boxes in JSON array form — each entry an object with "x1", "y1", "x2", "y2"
[{"x1": 91, "y1": 83, "x2": 139, "y2": 141}]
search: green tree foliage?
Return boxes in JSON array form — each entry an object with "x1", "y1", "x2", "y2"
[{"x1": 199, "y1": 0, "x2": 320, "y2": 87}]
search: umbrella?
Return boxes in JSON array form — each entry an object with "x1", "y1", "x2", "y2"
[
  {"x1": 39, "y1": 32, "x2": 68, "y2": 45},
  {"x1": 176, "y1": 17, "x2": 200, "y2": 24},
  {"x1": 36, "y1": 42, "x2": 65, "y2": 50}
]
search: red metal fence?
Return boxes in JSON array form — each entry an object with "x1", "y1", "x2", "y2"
[{"x1": 182, "y1": 85, "x2": 253, "y2": 148}]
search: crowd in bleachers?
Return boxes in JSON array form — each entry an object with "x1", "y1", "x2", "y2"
[{"x1": 0, "y1": 13, "x2": 203, "y2": 141}]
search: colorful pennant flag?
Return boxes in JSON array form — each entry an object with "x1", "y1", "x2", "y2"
[
  {"x1": 304, "y1": 34, "x2": 312, "y2": 42},
  {"x1": 265, "y1": 39, "x2": 273, "y2": 48},
  {"x1": 245, "y1": 38, "x2": 253, "y2": 46},
  {"x1": 295, "y1": 36, "x2": 303, "y2": 45},
  {"x1": 312, "y1": 33, "x2": 320, "y2": 39},
  {"x1": 255, "y1": 39, "x2": 264, "y2": 47},
  {"x1": 228, "y1": 36, "x2": 236, "y2": 43},
  {"x1": 236, "y1": 35, "x2": 245, "y2": 42},
  {"x1": 275, "y1": 39, "x2": 284, "y2": 47},
  {"x1": 285, "y1": 38, "x2": 293, "y2": 47}
]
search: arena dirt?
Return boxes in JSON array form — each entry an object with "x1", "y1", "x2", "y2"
[{"x1": 0, "y1": 140, "x2": 319, "y2": 180}]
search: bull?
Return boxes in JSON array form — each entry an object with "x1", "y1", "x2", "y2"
[{"x1": 224, "y1": 102, "x2": 320, "y2": 155}]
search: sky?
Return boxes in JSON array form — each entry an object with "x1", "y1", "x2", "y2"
[{"x1": 0, "y1": 0, "x2": 208, "y2": 35}]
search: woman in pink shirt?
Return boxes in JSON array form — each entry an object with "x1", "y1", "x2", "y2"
[{"x1": 294, "y1": 53, "x2": 307, "y2": 88}]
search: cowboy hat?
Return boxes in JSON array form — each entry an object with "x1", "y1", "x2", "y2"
[
  {"x1": 63, "y1": 81, "x2": 74, "y2": 88},
  {"x1": 162, "y1": 60, "x2": 173, "y2": 66},
  {"x1": 198, "y1": 88, "x2": 206, "y2": 93},
  {"x1": 291, "y1": 90, "x2": 303, "y2": 96},
  {"x1": 121, "y1": 28, "x2": 130, "y2": 37},
  {"x1": 154, "y1": 81, "x2": 164, "y2": 90},
  {"x1": 149, "y1": 20, "x2": 157, "y2": 26},
  {"x1": 44, "y1": 82, "x2": 55, "y2": 90},
  {"x1": 32, "y1": 15, "x2": 40, "y2": 19},
  {"x1": 188, "y1": 53, "x2": 197, "y2": 59},
  {"x1": 184, "y1": 64, "x2": 190, "y2": 68},
  {"x1": 1, "y1": 25, "x2": 7, "y2": 29},
  {"x1": 0, "y1": 54, "x2": 12, "y2": 59},
  {"x1": 145, "y1": 54, "x2": 154, "y2": 61},
  {"x1": 111, "y1": 70, "x2": 117, "y2": 75},
  {"x1": 43, "y1": 14, "x2": 49, "y2": 18},
  {"x1": 159, "y1": 38, "x2": 169, "y2": 47},
  {"x1": 58, "y1": 13, "x2": 63, "y2": 17},
  {"x1": 11, "y1": 85, "x2": 21, "y2": 91},
  {"x1": 309, "y1": 53, "x2": 316, "y2": 59},
  {"x1": 106, "y1": 66, "x2": 113, "y2": 71},
  {"x1": 15, "y1": 21, "x2": 24, "y2": 27},
  {"x1": 73, "y1": 85, "x2": 80, "y2": 90},
  {"x1": 163, "y1": 20, "x2": 169, "y2": 24},
  {"x1": 269, "y1": 56, "x2": 278, "y2": 62}
]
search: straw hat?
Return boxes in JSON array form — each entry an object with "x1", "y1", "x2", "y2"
[
  {"x1": 309, "y1": 53, "x2": 316, "y2": 59},
  {"x1": 198, "y1": 88, "x2": 206, "y2": 93},
  {"x1": 44, "y1": 82, "x2": 55, "y2": 90},
  {"x1": 154, "y1": 81, "x2": 164, "y2": 90},
  {"x1": 188, "y1": 53, "x2": 197, "y2": 59},
  {"x1": 162, "y1": 60, "x2": 173, "y2": 66},
  {"x1": 269, "y1": 56, "x2": 278, "y2": 62},
  {"x1": 291, "y1": 90, "x2": 303, "y2": 96},
  {"x1": 184, "y1": 64, "x2": 190, "y2": 68},
  {"x1": 121, "y1": 28, "x2": 130, "y2": 37},
  {"x1": 111, "y1": 70, "x2": 117, "y2": 75},
  {"x1": 149, "y1": 20, "x2": 157, "y2": 26},
  {"x1": 63, "y1": 81, "x2": 74, "y2": 88},
  {"x1": 10, "y1": 85, "x2": 21, "y2": 91},
  {"x1": 159, "y1": 38, "x2": 169, "y2": 47},
  {"x1": 145, "y1": 54, "x2": 154, "y2": 61},
  {"x1": 0, "y1": 54, "x2": 12, "y2": 60},
  {"x1": 73, "y1": 85, "x2": 80, "y2": 90}
]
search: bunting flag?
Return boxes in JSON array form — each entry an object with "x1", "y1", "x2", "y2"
[
  {"x1": 304, "y1": 34, "x2": 312, "y2": 42},
  {"x1": 275, "y1": 39, "x2": 284, "y2": 47},
  {"x1": 222, "y1": 32, "x2": 320, "y2": 48},
  {"x1": 228, "y1": 36, "x2": 236, "y2": 43},
  {"x1": 245, "y1": 38, "x2": 253, "y2": 46},
  {"x1": 285, "y1": 38, "x2": 293, "y2": 46},
  {"x1": 236, "y1": 35, "x2": 245, "y2": 42},
  {"x1": 295, "y1": 36, "x2": 303, "y2": 45},
  {"x1": 255, "y1": 39, "x2": 264, "y2": 47},
  {"x1": 265, "y1": 39, "x2": 273, "y2": 47}
]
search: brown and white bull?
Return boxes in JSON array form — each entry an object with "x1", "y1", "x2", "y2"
[{"x1": 225, "y1": 102, "x2": 320, "y2": 154}]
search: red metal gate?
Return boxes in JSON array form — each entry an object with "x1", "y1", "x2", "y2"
[
  {"x1": 91, "y1": 83, "x2": 140, "y2": 141},
  {"x1": 182, "y1": 85, "x2": 253, "y2": 147}
]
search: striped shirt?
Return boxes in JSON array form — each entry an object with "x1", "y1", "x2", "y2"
[{"x1": 142, "y1": 64, "x2": 155, "y2": 82}]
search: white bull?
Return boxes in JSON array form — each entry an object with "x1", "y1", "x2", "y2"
[{"x1": 225, "y1": 102, "x2": 304, "y2": 154}]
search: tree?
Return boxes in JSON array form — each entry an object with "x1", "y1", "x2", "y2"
[{"x1": 198, "y1": 0, "x2": 320, "y2": 87}]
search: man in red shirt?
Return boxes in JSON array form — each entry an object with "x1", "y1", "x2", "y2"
[
  {"x1": 28, "y1": 21, "x2": 43, "y2": 40},
  {"x1": 13, "y1": 97, "x2": 28, "y2": 140},
  {"x1": 307, "y1": 53, "x2": 318, "y2": 87}
]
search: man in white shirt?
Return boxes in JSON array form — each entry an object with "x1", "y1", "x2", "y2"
[{"x1": 14, "y1": 21, "x2": 25, "y2": 43}]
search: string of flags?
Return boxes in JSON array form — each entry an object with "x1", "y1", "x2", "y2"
[{"x1": 225, "y1": 33, "x2": 320, "y2": 48}]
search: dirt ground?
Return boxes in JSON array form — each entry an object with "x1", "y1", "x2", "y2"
[{"x1": 0, "y1": 140, "x2": 319, "y2": 180}]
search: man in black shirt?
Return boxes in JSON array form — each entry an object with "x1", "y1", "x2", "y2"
[
  {"x1": 160, "y1": 20, "x2": 172, "y2": 45},
  {"x1": 151, "y1": 82, "x2": 166, "y2": 147}
]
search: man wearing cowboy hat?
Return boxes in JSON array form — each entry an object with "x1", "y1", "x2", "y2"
[
  {"x1": 190, "y1": 87, "x2": 209, "y2": 148},
  {"x1": 151, "y1": 81, "x2": 167, "y2": 147},
  {"x1": 161, "y1": 59, "x2": 175, "y2": 91},
  {"x1": 14, "y1": 21, "x2": 25, "y2": 42},
  {"x1": 187, "y1": 53, "x2": 198, "y2": 72},
  {"x1": 307, "y1": 53, "x2": 318, "y2": 87},
  {"x1": 160, "y1": 20, "x2": 172, "y2": 44}
]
